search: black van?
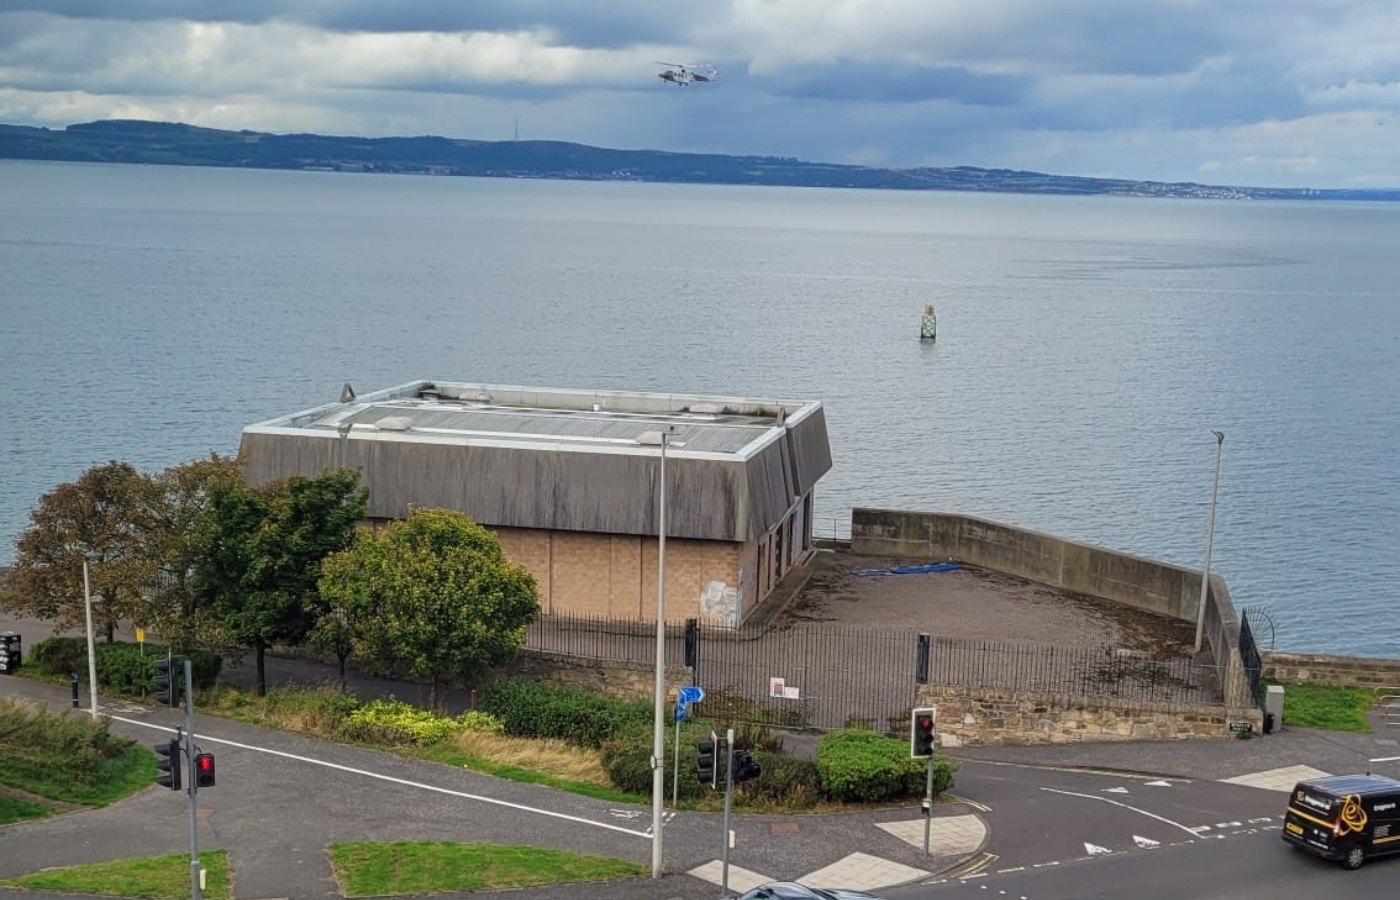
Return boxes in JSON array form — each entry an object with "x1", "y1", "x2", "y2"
[{"x1": 1282, "y1": 773, "x2": 1400, "y2": 869}]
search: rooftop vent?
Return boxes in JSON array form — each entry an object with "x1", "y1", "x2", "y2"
[
  {"x1": 475, "y1": 390, "x2": 493, "y2": 404},
  {"x1": 339, "y1": 383, "x2": 356, "y2": 403},
  {"x1": 374, "y1": 416, "x2": 414, "y2": 432},
  {"x1": 419, "y1": 385, "x2": 440, "y2": 401}
]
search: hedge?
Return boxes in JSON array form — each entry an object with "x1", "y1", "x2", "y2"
[
  {"x1": 476, "y1": 678, "x2": 651, "y2": 748},
  {"x1": 29, "y1": 637, "x2": 222, "y2": 694},
  {"x1": 815, "y1": 728, "x2": 955, "y2": 803}
]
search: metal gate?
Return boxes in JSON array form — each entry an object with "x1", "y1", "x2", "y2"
[{"x1": 1239, "y1": 611, "x2": 1264, "y2": 707}]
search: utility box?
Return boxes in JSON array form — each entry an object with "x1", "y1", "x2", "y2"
[
  {"x1": 1264, "y1": 684, "x2": 1285, "y2": 733},
  {"x1": 0, "y1": 631, "x2": 20, "y2": 674}
]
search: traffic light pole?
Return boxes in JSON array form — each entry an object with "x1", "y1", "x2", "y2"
[
  {"x1": 923, "y1": 756, "x2": 934, "y2": 856},
  {"x1": 183, "y1": 659, "x2": 202, "y2": 900},
  {"x1": 720, "y1": 727, "x2": 734, "y2": 895}
]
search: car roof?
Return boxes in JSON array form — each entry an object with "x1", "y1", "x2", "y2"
[{"x1": 1299, "y1": 774, "x2": 1400, "y2": 797}]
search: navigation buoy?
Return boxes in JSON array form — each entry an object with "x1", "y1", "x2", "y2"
[{"x1": 920, "y1": 304, "x2": 937, "y2": 340}]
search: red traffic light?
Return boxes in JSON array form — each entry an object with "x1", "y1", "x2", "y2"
[{"x1": 194, "y1": 752, "x2": 216, "y2": 788}]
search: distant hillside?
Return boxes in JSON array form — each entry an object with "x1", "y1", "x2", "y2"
[{"x1": 3, "y1": 119, "x2": 1398, "y2": 201}]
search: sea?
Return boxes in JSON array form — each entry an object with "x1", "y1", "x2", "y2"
[{"x1": 1, "y1": 159, "x2": 1397, "y2": 657}]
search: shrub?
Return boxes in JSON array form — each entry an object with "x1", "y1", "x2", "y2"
[
  {"x1": 599, "y1": 724, "x2": 709, "y2": 801},
  {"x1": 0, "y1": 698, "x2": 151, "y2": 806},
  {"x1": 28, "y1": 638, "x2": 222, "y2": 692},
  {"x1": 258, "y1": 686, "x2": 360, "y2": 736},
  {"x1": 458, "y1": 711, "x2": 504, "y2": 734},
  {"x1": 738, "y1": 750, "x2": 822, "y2": 807},
  {"x1": 341, "y1": 699, "x2": 459, "y2": 746},
  {"x1": 816, "y1": 729, "x2": 955, "y2": 803},
  {"x1": 477, "y1": 679, "x2": 650, "y2": 748}
]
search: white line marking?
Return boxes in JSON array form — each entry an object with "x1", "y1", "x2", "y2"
[
  {"x1": 1133, "y1": 835, "x2": 1161, "y2": 849},
  {"x1": 1084, "y1": 842, "x2": 1112, "y2": 856},
  {"x1": 1248, "y1": 817, "x2": 1274, "y2": 824},
  {"x1": 1145, "y1": 780, "x2": 1173, "y2": 787},
  {"x1": 997, "y1": 867, "x2": 1025, "y2": 874},
  {"x1": 1103, "y1": 787, "x2": 1130, "y2": 794},
  {"x1": 1191, "y1": 826, "x2": 1211, "y2": 832},
  {"x1": 1039, "y1": 787, "x2": 1204, "y2": 838},
  {"x1": 1370, "y1": 756, "x2": 1400, "y2": 763},
  {"x1": 109, "y1": 715, "x2": 651, "y2": 840}
]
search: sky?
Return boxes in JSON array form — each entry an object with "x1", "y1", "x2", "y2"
[{"x1": 3, "y1": 1, "x2": 1400, "y2": 188}]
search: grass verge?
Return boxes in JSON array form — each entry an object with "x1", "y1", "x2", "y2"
[
  {"x1": 0, "y1": 850, "x2": 230, "y2": 900},
  {"x1": 0, "y1": 794, "x2": 53, "y2": 825},
  {"x1": 202, "y1": 685, "x2": 650, "y2": 805},
  {"x1": 328, "y1": 841, "x2": 645, "y2": 897},
  {"x1": 0, "y1": 698, "x2": 156, "y2": 806},
  {"x1": 1268, "y1": 681, "x2": 1374, "y2": 733}
]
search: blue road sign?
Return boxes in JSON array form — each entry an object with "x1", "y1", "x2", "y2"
[{"x1": 678, "y1": 685, "x2": 705, "y2": 704}]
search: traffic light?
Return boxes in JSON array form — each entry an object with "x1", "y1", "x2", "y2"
[
  {"x1": 732, "y1": 748, "x2": 762, "y2": 784},
  {"x1": 696, "y1": 738, "x2": 716, "y2": 787},
  {"x1": 910, "y1": 707, "x2": 937, "y2": 758},
  {"x1": 195, "y1": 752, "x2": 216, "y2": 788},
  {"x1": 154, "y1": 738, "x2": 182, "y2": 791},
  {"x1": 152, "y1": 653, "x2": 182, "y2": 708}
]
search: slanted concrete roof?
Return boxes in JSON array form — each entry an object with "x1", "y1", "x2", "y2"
[{"x1": 240, "y1": 380, "x2": 831, "y2": 543}]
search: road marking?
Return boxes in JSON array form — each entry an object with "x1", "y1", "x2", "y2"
[
  {"x1": 1083, "y1": 842, "x2": 1111, "y2": 856},
  {"x1": 1039, "y1": 787, "x2": 1203, "y2": 838},
  {"x1": 1145, "y1": 780, "x2": 1173, "y2": 787},
  {"x1": 1133, "y1": 835, "x2": 1161, "y2": 849},
  {"x1": 997, "y1": 867, "x2": 1025, "y2": 874},
  {"x1": 1103, "y1": 787, "x2": 1130, "y2": 794},
  {"x1": 1248, "y1": 817, "x2": 1274, "y2": 824},
  {"x1": 955, "y1": 759, "x2": 1185, "y2": 782},
  {"x1": 949, "y1": 792, "x2": 993, "y2": 813},
  {"x1": 109, "y1": 715, "x2": 652, "y2": 840}
]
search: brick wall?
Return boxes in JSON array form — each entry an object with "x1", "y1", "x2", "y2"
[
  {"x1": 492, "y1": 527, "x2": 748, "y2": 625},
  {"x1": 1261, "y1": 651, "x2": 1400, "y2": 690},
  {"x1": 503, "y1": 649, "x2": 693, "y2": 702},
  {"x1": 917, "y1": 684, "x2": 1260, "y2": 747}
]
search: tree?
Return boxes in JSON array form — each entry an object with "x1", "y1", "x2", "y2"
[
  {"x1": 136, "y1": 454, "x2": 242, "y2": 653},
  {"x1": 320, "y1": 508, "x2": 540, "y2": 710},
  {"x1": 195, "y1": 469, "x2": 367, "y2": 696},
  {"x1": 7, "y1": 461, "x2": 155, "y2": 642}
]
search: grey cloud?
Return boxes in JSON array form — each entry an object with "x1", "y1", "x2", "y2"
[
  {"x1": 0, "y1": 1, "x2": 707, "y2": 47},
  {"x1": 755, "y1": 61, "x2": 1030, "y2": 105}
]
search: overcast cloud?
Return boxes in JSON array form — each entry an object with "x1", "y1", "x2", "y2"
[{"x1": 3, "y1": 0, "x2": 1400, "y2": 186}]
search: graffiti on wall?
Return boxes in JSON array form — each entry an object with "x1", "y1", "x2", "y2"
[{"x1": 700, "y1": 579, "x2": 740, "y2": 628}]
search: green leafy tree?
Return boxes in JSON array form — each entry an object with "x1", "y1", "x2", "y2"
[
  {"x1": 320, "y1": 508, "x2": 540, "y2": 709},
  {"x1": 195, "y1": 469, "x2": 367, "y2": 696},
  {"x1": 7, "y1": 461, "x2": 155, "y2": 642},
  {"x1": 136, "y1": 454, "x2": 242, "y2": 653}
]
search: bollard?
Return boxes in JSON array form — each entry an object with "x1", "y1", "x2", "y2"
[{"x1": 71, "y1": 672, "x2": 80, "y2": 708}]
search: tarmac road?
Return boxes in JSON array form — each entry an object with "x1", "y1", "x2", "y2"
[{"x1": 887, "y1": 825, "x2": 1396, "y2": 900}]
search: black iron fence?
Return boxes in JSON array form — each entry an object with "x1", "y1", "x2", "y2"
[
  {"x1": 1239, "y1": 610, "x2": 1264, "y2": 706},
  {"x1": 928, "y1": 638, "x2": 1213, "y2": 705},
  {"x1": 523, "y1": 613, "x2": 1222, "y2": 730}
]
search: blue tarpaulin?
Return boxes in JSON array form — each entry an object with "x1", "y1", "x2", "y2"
[{"x1": 850, "y1": 562, "x2": 962, "y2": 577}]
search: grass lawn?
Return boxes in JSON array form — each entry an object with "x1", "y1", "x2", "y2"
[
  {"x1": 328, "y1": 841, "x2": 646, "y2": 897},
  {"x1": 1269, "y1": 681, "x2": 1375, "y2": 733},
  {"x1": 0, "y1": 851, "x2": 229, "y2": 900},
  {"x1": 0, "y1": 794, "x2": 53, "y2": 825}
]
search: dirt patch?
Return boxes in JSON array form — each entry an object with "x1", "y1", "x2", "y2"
[{"x1": 786, "y1": 551, "x2": 1196, "y2": 659}]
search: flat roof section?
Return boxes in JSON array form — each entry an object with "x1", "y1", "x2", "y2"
[{"x1": 245, "y1": 380, "x2": 820, "y2": 461}]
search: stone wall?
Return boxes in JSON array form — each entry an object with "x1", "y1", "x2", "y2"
[
  {"x1": 917, "y1": 684, "x2": 1262, "y2": 747},
  {"x1": 1262, "y1": 651, "x2": 1400, "y2": 691},
  {"x1": 502, "y1": 648, "x2": 693, "y2": 702}
]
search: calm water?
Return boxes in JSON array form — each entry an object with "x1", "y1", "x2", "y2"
[{"x1": 2, "y1": 160, "x2": 1397, "y2": 656}]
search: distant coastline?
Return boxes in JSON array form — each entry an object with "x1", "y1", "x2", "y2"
[{"x1": 4, "y1": 118, "x2": 1400, "y2": 202}]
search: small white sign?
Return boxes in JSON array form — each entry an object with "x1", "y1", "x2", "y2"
[
  {"x1": 781, "y1": 686, "x2": 800, "y2": 699},
  {"x1": 769, "y1": 677, "x2": 785, "y2": 697},
  {"x1": 729, "y1": 829, "x2": 736, "y2": 849}
]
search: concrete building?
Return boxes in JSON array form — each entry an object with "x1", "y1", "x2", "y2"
[{"x1": 239, "y1": 380, "x2": 832, "y2": 627}]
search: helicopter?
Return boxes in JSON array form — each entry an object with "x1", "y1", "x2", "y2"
[{"x1": 657, "y1": 62, "x2": 717, "y2": 86}]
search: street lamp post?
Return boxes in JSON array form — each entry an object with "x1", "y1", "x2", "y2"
[
  {"x1": 82, "y1": 558, "x2": 98, "y2": 716},
  {"x1": 637, "y1": 425, "x2": 681, "y2": 879},
  {"x1": 1194, "y1": 430, "x2": 1225, "y2": 655}
]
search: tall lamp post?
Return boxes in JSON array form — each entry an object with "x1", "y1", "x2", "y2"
[
  {"x1": 637, "y1": 425, "x2": 681, "y2": 879},
  {"x1": 1194, "y1": 430, "x2": 1225, "y2": 655}
]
